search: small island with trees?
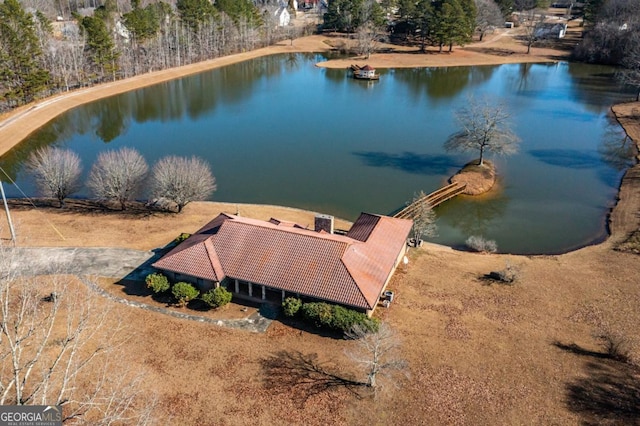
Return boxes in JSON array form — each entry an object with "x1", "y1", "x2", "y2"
[{"x1": 445, "y1": 96, "x2": 521, "y2": 195}]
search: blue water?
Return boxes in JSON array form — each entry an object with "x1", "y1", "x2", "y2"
[{"x1": 0, "y1": 54, "x2": 635, "y2": 253}]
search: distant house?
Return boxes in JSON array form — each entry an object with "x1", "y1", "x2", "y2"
[
  {"x1": 275, "y1": 5, "x2": 291, "y2": 27},
  {"x1": 352, "y1": 65, "x2": 379, "y2": 80},
  {"x1": 534, "y1": 23, "x2": 568, "y2": 39},
  {"x1": 152, "y1": 212, "x2": 412, "y2": 316}
]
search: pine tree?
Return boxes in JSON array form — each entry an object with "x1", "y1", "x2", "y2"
[
  {"x1": 79, "y1": 15, "x2": 120, "y2": 82},
  {"x1": 0, "y1": 0, "x2": 50, "y2": 106},
  {"x1": 177, "y1": 0, "x2": 219, "y2": 32}
]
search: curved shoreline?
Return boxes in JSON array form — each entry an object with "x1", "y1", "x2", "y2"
[{"x1": 0, "y1": 35, "x2": 638, "y2": 253}]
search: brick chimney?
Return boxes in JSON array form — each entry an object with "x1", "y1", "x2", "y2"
[{"x1": 314, "y1": 214, "x2": 334, "y2": 234}]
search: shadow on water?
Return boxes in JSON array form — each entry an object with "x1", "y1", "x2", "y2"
[
  {"x1": 352, "y1": 151, "x2": 458, "y2": 175},
  {"x1": 529, "y1": 149, "x2": 603, "y2": 169},
  {"x1": 530, "y1": 146, "x2": 632, "y2": 189}
]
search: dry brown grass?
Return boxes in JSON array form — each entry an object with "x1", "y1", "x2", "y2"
[
  {"x1": 0, "y1": 29, "x2": 638, "y2": 425},
  {"x1": 3, "y1": 199, "x2": 640, "y2": 424}
]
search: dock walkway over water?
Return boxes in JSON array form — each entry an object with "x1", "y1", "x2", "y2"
[{"x1": 394, "y1": 182, "x2": 466, "y2": 220}]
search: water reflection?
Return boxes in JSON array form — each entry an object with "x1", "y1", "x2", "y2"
[
  {"x1": 394, "y1": 65, "x2": 496, "y2": 104},
  {"x1": 0, "y1": 58, "x2": 637, "y2": 253},
  {"x1": 598, "y1": 116, "x2": 637, "y2": 171},
  {"x1": 437, "y1": 192, "x2": 510, "y2": 239},
  {"x1": 566, "y1": 63, "x2": 634, "y2": 113}
]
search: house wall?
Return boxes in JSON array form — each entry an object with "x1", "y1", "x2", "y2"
[
  {"x1": 163, "y1": 271, "x2": 217, "y2": 292},
  {"x1": 367, "y1": 241, "x2": 409, "y2": 317}
]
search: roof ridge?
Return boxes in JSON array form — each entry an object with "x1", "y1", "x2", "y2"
[
  {"x1": 340, "y1": 246, "x2": 375, "y2": 310},
  {"x1": 225, "y1": 217, "x2": 358, "y2": 245}
]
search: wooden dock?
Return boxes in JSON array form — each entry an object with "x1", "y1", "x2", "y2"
[{"x1": 394, "y1": 182, "x2": 467, "y2": 220}]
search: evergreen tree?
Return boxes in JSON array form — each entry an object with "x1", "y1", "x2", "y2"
[
  {"x1": 431, "y1": 0, "x2": 473, "y2": 52},
  {"x1": 79, "y1": 15, "x2": 119, "y2": 81},
  {"x1": 177, "y1": 0, "x2": 219, "y2": 32},
  {"x1": 582, "y1": 0, "x2": 605, "y2": 27},
  {"x1": 0, "y1": 0, "x2": 50, "y2": 106},
  {"x1": 124, "y1": 2, "x2": 172, "y2": 42},
  {"x1": 215, "y1": 0, "x2": 263, "y2": 27},
  {"x1": 323, "y1": 0, "x2": 364, "y2": 33}
]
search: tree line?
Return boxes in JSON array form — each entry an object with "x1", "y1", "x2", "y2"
[
  {"x1": 27, "y1": 146, "x2": 217, "y2": 211},
  {"x1": 0, "y1": 0, "x2": 311, "y2": 111}
]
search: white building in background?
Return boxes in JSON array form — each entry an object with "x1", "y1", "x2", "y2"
[{"x1": 275, "y1": 5, "x2": 290, "y2": 27}]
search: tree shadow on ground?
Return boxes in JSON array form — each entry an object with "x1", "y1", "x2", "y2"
[
  {"x1": 352, "y1": 151, "x2": 458, "y2": 175},
  {"x1": 553, "y1": 341, "x2": 640, "y2": 424},
  {"x1": 7, "y1": 198, "x2": 164, "y2": 218},
  {"x1": 261, "y1": 350, "x2": 367, "y2": 406}
]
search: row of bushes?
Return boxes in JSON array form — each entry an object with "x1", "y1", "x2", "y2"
[
  {"x1": 145, "y1": 273, "x2": 232, "y2": 308},
  {"x1": 282, "y1": 298, "x2": 379, "y2": 333}
]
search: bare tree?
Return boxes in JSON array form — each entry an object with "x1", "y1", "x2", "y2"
[
  {"x1": 344, "y1": 322, "x2": 408, "y2": 395},
  {"x1": 0, "y1": 247, "x2": 155, "y2": 423},
  {"x1": 88, "y1": 147, "x2": 148, "y2": 210},
  {"x1": 620, "y1": 32, "x2": 640, "y2": 101},
  {"x1": 474, "y1": 0, "x2": 503, "y2": 41},
  {"x1": 407, "y1": 191, "x2": 437, "y2": 244},
  {"x1": 445, "y1": 96, "x2": 520, "y2": 166},
  {"x1": 356, "y1": 0, "x2": 385, "y2": 59},
  {"x1": 26, "y1": 147, "x2": 83, "y2": 207},
  {"x1": 520, "y1": 7, "x2": 547, "y2": 54},
  {"x1": 150, "y1": 155, "x2": 217, "y2": 213}
]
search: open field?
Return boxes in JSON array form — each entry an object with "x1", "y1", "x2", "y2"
[
  {"x1": 3, "y1": 200, "x2": 639, "y2": 424},
  {"x1": 1, "y1": 25, "x2": 640, "y2": 425}
]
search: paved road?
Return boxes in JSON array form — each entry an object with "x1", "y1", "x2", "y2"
[
  {"x1": 4, "y1": 247, "x2": 273, "y2": 333},
  {"x1": 5, "y1": 247, "x2": 157, "y2": 280}
]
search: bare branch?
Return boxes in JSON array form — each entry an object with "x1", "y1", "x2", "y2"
[
  {"x1": 26, "y1": 147, "x2": 82, "y2": 208},
  {"x1": 0, "y1": 244, "x2": 156, "y2": 423},
  {"x1": 345, "y1": 322, "x2": 408, "y2": 395},
  {"x1": 445, "y1": 96, "x2": 520, "y2": 166},
  {"x1": 87, "y1": 147, "x2": 148, "y2": 210},
  {"x1": 150, "y1": 155, "x2": 217, "y2": 213}
]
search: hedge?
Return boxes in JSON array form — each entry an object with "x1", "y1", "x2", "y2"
[{"x1": 300, "y1": 302, "x2": 379, "y2": 332}]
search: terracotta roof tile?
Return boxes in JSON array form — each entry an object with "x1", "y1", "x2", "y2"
[{"x1": 153, "y1": 213, "x2": 412, "y2": 310}]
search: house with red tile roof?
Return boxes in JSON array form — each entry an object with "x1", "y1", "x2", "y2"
[{"x1": 152, "y1": 212, "x2": 412, "y2": 316}]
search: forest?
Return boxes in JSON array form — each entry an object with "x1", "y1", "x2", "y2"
[
  {"x1": 1, "y1": 0, "x2": 639, "y2": 112},
  {"x1": 0, "y1": 0, "x2": 310, "y2": 111}
]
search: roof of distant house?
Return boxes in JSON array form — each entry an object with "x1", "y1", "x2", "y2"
[{"x1": 152, "y1": 212, "x2": 412, "y2": 310}]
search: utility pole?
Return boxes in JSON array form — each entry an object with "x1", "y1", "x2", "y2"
[{"x1": 0, "y1": 181, "x2": 16, "y2": 244}]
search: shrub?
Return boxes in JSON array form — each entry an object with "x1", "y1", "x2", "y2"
[
  {"x1": 301, "y1": 302, "x2": 333, "y2": 328},
  {"x1": 282, "y1": 297, "x2": 302, "y2": 317},
  {"x1": 595, "y1": 329, "x2": 632, "y2": 363},
  {"x1": 485, "y1": 261, "x2": 521, "y2": 285},
  {"x1": 301, "y1": 302, "x2": 379, "y2": 332},
  {"x1": 466, "y1": 235, "x2": 498, "y2": 253},
  {"x1": 201, "y1": 286, "x2": 233, "y2": 308},
  {"x1": 172, "y1": 282, "x2": 199, "y2": 307},
  {"x1": 145, "y1": 273, "x2": 170, "y2": 293},
  {"x1": 174, "y1": 233, "x2": 191, "y2": 244}
]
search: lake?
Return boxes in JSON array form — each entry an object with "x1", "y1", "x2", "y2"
[{"x1": 0, "y1": 53, "x2": 636, "y2": 254}]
